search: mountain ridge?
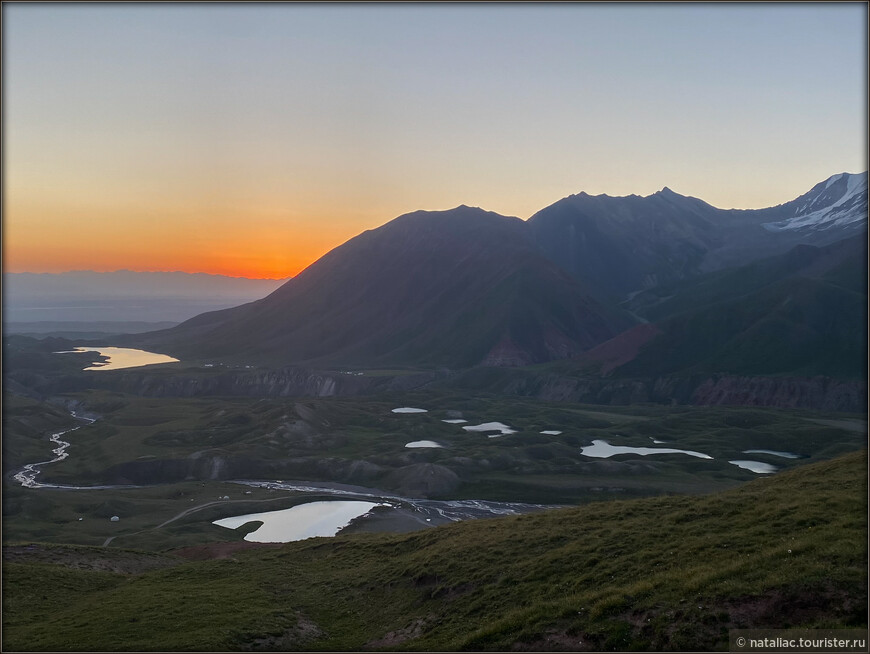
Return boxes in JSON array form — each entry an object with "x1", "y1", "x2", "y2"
[
  {"x1": 128, "y1": 172, "x2": 866, "y2": 371},
  {"x1": 135, "y1": 206, "x2": 632, "y2": 368}
]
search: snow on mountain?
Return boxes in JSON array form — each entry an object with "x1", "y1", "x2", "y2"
[{"x1": 762, "y1": 172, "x2": 868, "y2": 233}]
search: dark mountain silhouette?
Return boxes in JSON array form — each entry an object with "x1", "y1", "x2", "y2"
[
  {"x1": 528, "y1": 188, "x2": 722, "y2": 300},
  {"x1": 137, "y1": 206, "x2": 633, "y2": 367},
  {"x1": 529, "y1": 172, "x2": 867, "y2": 300},
  {"x1": 130, "y1": 173, "x2": 865, "y2": 373},
  {"x1": 613, "y1": 234, "x2": 868, "y2": 379}
]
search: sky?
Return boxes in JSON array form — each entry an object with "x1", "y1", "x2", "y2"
[{"x1": 3, "y1": 3, "x2": 867, "y2": 279}]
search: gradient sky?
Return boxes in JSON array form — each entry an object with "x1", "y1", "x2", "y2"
[{"x1": 4, "y1": 3, "x2": 867, "y2": 278}]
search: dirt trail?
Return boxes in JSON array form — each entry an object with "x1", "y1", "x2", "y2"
[{"x1": 155, "y1": 495, "x2": 299, "y2": 529}]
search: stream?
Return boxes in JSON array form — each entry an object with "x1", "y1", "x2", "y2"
[
  {"x1": 14, "y1": 411, "x2": 95, "y2": 488},
  {"x1": 12, "y1": 411, "x2": 140, "y2": 491},
  {"x1": 233, "y1": 479, "x2": 556, "y2": 523}
]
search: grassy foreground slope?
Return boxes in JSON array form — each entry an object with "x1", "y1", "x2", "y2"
[{"x1": 3, "y1": 451, "x2": 867, "y2": 652}]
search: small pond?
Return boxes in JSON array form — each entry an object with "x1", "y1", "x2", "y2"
[
  {"x1": 463, "y1": 422, "x2": 517, "y2": 437},
  {"x1": 729, "y1": 460, "x2": 778, "y2": 474},
  {"x1": 743, "y1": 449, "x2": 799, "y2": 459}
]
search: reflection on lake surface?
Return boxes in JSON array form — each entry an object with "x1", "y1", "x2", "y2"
[
  {"x1": 743, "y1": 449, "x2": 799, "y2": 459},
  {"x1": 405, "y1": 441, "x2": 444, "y2": 448},
  {"x1": 581, "y1": 439, "x2": 713, "y2": 459},
  {"x1": 729, "y1": 460, "x2": 777, "y2": 474},
  {"x1": 213, "y1": 500, "x2": 382, "y2": 543},
  {"x1": 56, "y1": 346, "x2": 179, "y2": 371}
]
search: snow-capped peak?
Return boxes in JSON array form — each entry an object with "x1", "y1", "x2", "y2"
[{"x1": 763, "y1": 172, "x2": 867, "y2": 233}]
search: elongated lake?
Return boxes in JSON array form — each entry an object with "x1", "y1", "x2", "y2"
[
  {"x1": 56, "y1": 346, "x2": 179, "y2": 371},
  {"x1": 581, "y1": 439, "x2": 713, "y2": 459}
]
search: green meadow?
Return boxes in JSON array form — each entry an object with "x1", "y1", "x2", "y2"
[{"x1": 3, "y1": 450, "x2": 866, "y2": 651}]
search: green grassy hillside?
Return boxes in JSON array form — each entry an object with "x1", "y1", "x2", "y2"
[{"x1": 4, "y1": 450, "x2": 866, "y2": 651}]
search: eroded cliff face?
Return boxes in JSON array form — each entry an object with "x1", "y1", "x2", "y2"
[
  {"x1": 7, "y1": 361, "x2": 864, "y2": 412},
  {"x1": 690, "y1": 375, "x2": 867, "y2": 412},
  {"x1": 12, "y1": 367, "x2": 445, "y2": 399},
  {"x1": 453, "y1": 369, "x2": 867, "y2": 412}
]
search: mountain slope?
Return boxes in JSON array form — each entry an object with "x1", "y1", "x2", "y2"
[
  {"x1": 4, "y1": 450, "x2": 866, "y2": 651},
  {"x1": 760, "y1": 171, "x2": 868, "y2": 234},
  {"x1": 613, "y1": 235, "x2": 868, "y2": 379},
  {"x1": 529, "y1": 172, "x2": 867, "y2": 300},
  {"x1": 131, "y1": 173, "x2": 865, "y2": 372},
  {"x1": 528, "y1": 187, "x2": 723, "y2": 301},
  {"x1": 139, "y1": 207, "x2": 632, "y2": 368}
]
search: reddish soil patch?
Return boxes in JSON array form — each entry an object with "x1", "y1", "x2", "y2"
[{"x1": 579, "y1": 323, "x2": 661, "y2": 374}]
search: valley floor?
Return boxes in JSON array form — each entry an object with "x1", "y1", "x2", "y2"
[{"x1": 2, "y1": 385, "x2": 867, "y2": 650}]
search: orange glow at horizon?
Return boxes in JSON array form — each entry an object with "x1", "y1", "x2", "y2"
[{"x1": 3, "y1": 199, "x2": 378, "y2": 279}]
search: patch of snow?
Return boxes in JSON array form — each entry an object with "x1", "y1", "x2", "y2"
[
  {"x1": 405, "y1": 441, "x2": 445, "y2": 448},
  {"x1": 763, "y1": 172, "x2": 867, "y2": 232},
  {"x1": 540, "y1": 430, "x2": 562, "y2": 435},
  {"x1": 392, "y1": 407, "x2": 428, "y2": 414},
  {"x1": 824, "y1": 173, "x2": 844, "y2": 189},
  {"x1": 442, "y1": 419, "x2": 468, "y2": 424}
]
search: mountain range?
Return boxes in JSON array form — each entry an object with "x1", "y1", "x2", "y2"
[{"x1": 131, "y1": 172, "x2": 867, "y2": 376}]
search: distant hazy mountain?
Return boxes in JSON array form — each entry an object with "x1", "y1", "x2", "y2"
[
  {"x1": 530, "y1": 171, "x2": 867, "y2": 300},
  {"x1": 3, "y1": 271, "x2": 289, "y2": 323},
  {"x1": 137, "y1": 206, "x2": 632, "y2": 367}
]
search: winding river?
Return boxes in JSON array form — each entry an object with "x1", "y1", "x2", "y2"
[
  {"x1": 14, "y1": 411, "x2": 95, "y2": 489},
  {"x1": 12, "y1": 411, "x2": 141, "y2": 491}
]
